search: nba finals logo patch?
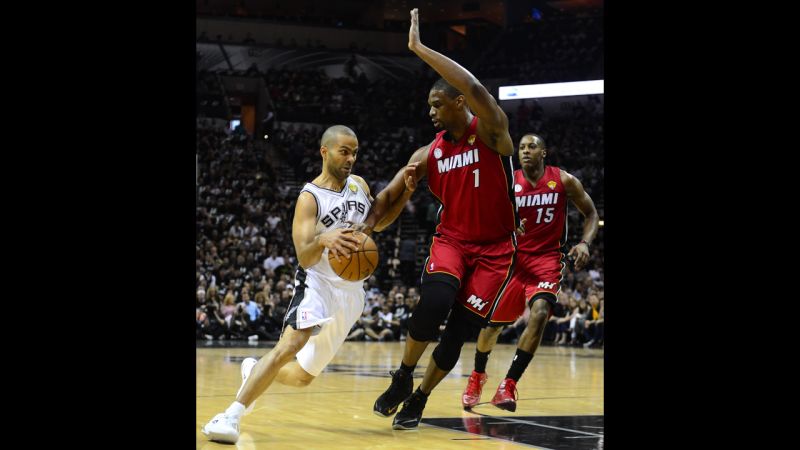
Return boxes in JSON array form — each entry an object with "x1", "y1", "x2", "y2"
[
  {"x1": 434, "y1": 148, "x2": 443, "y2": 159},
  {"x1": 467, "y1": 135, "x2": 476, "y2": 145},
  {"x1": 547, "y1": 180, "x2": 557, "y2": 190},
  {"x1": 349, "y1": 183, "x2": 358, "y2": 192}
]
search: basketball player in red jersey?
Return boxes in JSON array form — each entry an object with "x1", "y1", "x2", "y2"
[
  {"x1": 461, "y1": 133, "x2": 599, "y2": 413},
  {"x1": 354, "y1": 8, "x2": 518, "y2": 430}
]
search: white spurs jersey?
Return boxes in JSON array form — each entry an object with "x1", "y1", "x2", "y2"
[{"x1": 299, "y1": 177, "x2": 372, "y2": 286}]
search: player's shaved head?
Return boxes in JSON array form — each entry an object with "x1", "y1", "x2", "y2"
[
  {"x1": 430, "y1": 77, "x2": 462, "y2": 99},
  {"x1": 320, "y1": 125, "x2": 357, "y2": 148}
]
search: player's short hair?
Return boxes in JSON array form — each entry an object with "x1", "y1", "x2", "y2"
[
  {"x1": 430, "y1": 77, "x2": 463, "y2": 99},
  {"x1": 521, "y1": 133, "x2": 546, "y2": 149},
  {"x1": 320, "y1": 125, "x2": 357, "y2": 148}
]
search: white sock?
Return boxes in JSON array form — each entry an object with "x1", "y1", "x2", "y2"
[{"x1": 225, "y1": 401, "x2": 246, "y2": 418}]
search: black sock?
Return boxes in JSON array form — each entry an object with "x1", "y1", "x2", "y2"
[
  {"x1": 474, "y1": 350, "x2": 491, "y2": 373},
  {"x1": 415, "y1": 387, "x2": 429, "y2": 398},
  {"x1": 400, "y1": 362, "x2": 416, "y2": 375},
  {"x1": 505, "y1": 349, "x2": 534, "y2": 382}
]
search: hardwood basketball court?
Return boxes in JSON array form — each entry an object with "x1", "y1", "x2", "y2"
[{"x1": 197, "y1": 341, "x2": 603, "y2": 449}]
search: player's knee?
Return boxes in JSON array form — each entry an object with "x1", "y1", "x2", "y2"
[
  {"x1": 432, "y1": 315, "x2": 473, "y2": 371},
  {"x1": 432, "y1": 336, "x2": 464, "y2": 371},
  {"x1": 295, "y1": 371, "x2": 315, "y2": 387},
  {"x1": 529, "y1": 297, "x2": 553, "y2": 326},
  {"x1": 408, "y1": 281, "x2": 457, "y2": 341},
  {"x1": 482, "y1": 325, "x2": 503, "y2": 340}
]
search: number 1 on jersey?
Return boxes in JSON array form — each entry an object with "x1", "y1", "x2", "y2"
[{"x1": 472, "y1": 168, "x2": 479, "y2": 188}]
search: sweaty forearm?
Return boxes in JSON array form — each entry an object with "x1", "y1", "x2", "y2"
[
  {"x1": 411, "y1": 44, "x2": 477, "y2": 95},
  {"x1": 581, "y1": 211, "x2": 599, "y2": 245},
  {"x1": 374, "y1": 186, "x2": 415, "y2": 232},
  {"x1": 365, "y1": 176, "x2": 411, "y2": 231}
]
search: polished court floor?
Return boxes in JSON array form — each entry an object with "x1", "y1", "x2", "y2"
[{"x1": 197, "y1": 340, "x2": 604, "y2": 449}]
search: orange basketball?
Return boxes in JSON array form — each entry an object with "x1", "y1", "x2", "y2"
[{"x1": 328, "y1": 231, "x2": 379, "y2": 282}]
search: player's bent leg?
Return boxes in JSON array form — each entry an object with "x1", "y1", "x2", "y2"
[
  {"x1": 275, "y1": 361, "x2": 316, "y2": 387},
  {"x1": 237, "y1": 325, "x2": 313, "y2": 406},
  {"x1": 492, "y1": 296, "x2": 554, "y2": 412},
  {"x1": 477, "y1": 325, "x2": 502, "y2": 352},
  {"x1": 394, "y1": 310, "x2": 476, "y2": 429},
  {"x1": 203, "y1": 326, "x2": 313, "y2": 444},
  {"x1": 375, "y1": 277, "x2": 459, "y2": 418},
  {"x1": 462, "y1": 326, "x2": 501, "y2": 409},
  {"x1": 516, "y1": 297, "x2": 553, "y2": 354}
]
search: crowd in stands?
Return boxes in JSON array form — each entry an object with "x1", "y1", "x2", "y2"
[{"x1": 196, "y1": 13, "x2": 604, "y2": 347}]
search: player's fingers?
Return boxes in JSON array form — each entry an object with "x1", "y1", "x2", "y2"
[
  {"x1": 579, "y1": 254, "x2": 589, "y2": 267},
  {"x1": 339, "y1": 246, "x2": 352, "y2": 258},
  {"x1": 343, "y1": 233, "x2": 361, "y2": 243}
]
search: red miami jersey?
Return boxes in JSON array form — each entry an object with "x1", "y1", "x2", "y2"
[
  {"x1": 514, "y1": 166, "x2": 568, "y2": 254},
  {"x1": 426, "y1": 116, "x2": 516, "y2": 243}
]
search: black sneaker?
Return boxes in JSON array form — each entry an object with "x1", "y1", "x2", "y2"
[
  {"x1": 373, "y1": 370, "x2": 413, "y2": 417},
  {"x1": 392, "y1": 391, "x2": 428, "y2": 430}
]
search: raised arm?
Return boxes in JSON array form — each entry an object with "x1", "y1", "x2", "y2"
[{"x1": 408, "y1": 8, "x2": 513, "y2": 156}]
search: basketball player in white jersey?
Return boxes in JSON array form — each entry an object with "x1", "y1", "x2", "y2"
[{"x1": 202, "y1": 125, "x2": 417, "y2": 444}]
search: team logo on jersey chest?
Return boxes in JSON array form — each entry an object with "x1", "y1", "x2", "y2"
[
  {"x1": 467, "y1": 134, "x2": 476, "y2": 145},
  {"x1": 514, "y1": 184, "x2": 523, "y2": 192},
  {"x1": 547, "y1": 180, "x2": 557, "y2": 190},
  {"x1": 436, "y1": 148, "x2": 480, "y2": 174},
  {"x1": 516, "y1": 192, "x2": 559, "y2": 208},
  {"x1": 321, "y1": 199, "x2": 367, "y2": 227}
]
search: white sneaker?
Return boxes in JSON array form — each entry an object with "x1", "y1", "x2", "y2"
[
  {"x1": 201, "y1": 412, "x2": 240, "y2": 444},
  {"x1": 236, "y1": 357, "x2": 258, "y2": 414}
]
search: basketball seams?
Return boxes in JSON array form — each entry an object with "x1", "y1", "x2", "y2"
[{"x1": 327, "y1": 232, "x2": 379, "y2": 281}]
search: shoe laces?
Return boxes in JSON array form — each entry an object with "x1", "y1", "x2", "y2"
[
  {"x1": 500, "y1": 379, "x2": 518, "y2": 399},
  {"x1": 402, "y1": 391, "x2": 426, "y2": 413},
  {"x1": 466, "y1": 372, "x2": 484, "y2": 393},
  {"x1": 387, "y1": 370, "x2": 409, "y2": 395}
]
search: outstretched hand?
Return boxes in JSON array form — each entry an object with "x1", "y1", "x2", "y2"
[
  {"x1": 404, "y1": 161, "x2": 420, "y2": 192},
  {"x1": 408, "y1": 8, "x2": 421, "y2": 51}
]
